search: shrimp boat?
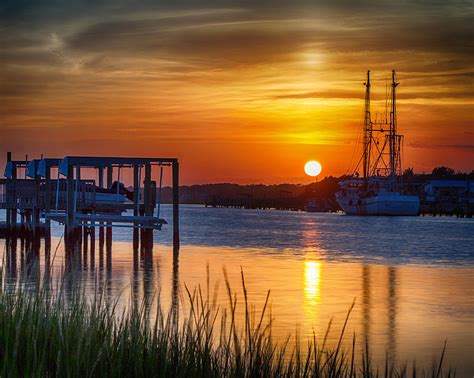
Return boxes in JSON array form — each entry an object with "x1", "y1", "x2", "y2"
[{"x1": 335, "y1": 70, "x2": 420, "y2": 216}]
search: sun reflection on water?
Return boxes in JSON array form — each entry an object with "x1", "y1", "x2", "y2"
[
  {"x1": 304, "y1": 260, "x2": 321, "y2": 301},
  {"x1": 303, "y1": 260, "x2": 322, "y2": 335}
]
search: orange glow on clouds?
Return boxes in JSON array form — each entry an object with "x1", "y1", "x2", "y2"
[{"x1": 1, "y1": 3, "x2": 472, "y2": 184}]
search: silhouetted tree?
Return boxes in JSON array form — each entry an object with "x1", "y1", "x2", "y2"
[
  {"x1": 403, "y1": 167, "x2": 414, "y2": 177},
  {"x1": 431, "y1": 166, "x2": 455, "y2": 177}
]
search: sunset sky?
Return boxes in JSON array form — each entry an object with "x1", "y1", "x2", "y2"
[{"x1": 1, "y1": 0, "x2": 473, "y2": 184}]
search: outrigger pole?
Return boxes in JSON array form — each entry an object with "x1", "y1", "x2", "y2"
[
  {"x1": 389, "y1": 70, "x2": 399, "y2": 190},
  {"x1": 363, "y1": 70, "x2": 371, "y2": 179}
]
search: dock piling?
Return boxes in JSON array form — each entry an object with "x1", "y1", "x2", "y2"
[{"x1": 173, "y1": 161, "x2": 180, "y2": 250}]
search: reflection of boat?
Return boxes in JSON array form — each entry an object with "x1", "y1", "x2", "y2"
[
  {"x1": 336, "y1": 71, "x2": 420, "y2": 216},
  {"x1": 304, "y1": 200, "x2": 322, "y2": 212}
]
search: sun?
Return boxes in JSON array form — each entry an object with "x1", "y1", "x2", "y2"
[{"x1": 304, "y1": 161, "x2": 322, "y2": 177}]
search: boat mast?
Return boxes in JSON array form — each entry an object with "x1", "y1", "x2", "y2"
[
  {"x1": 389, "y1": 70, "x2": 399, "y2": 189},
  {"x1": 363, "y1": 70, "x2": 371, "y2": 179}
]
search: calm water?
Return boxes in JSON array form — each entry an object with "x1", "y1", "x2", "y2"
[{"x1": 1, "y1": 206, "x2": 473, "y2": 375}]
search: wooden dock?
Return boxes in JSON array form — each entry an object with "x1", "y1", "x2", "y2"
[{"x1": 1, "y1": 152, "x2": 180, "y2": 250}]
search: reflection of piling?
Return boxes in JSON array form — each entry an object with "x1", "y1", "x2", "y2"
[
  {"x1": 171, "y1": 247, "x2": 180, "y2": 331},
  {"x1": 141, "y1": 229, "x2": 154, "y2": 267},
  {"x1": 83, "y1": 226, "x2": 89, "y2": 270},
  {"x1": 133, "y1": 228, "x2": 139, "y2": 251},
  {"x1": 43, "y1": 235, "x2": 52, "y2": 284},
  {"x1": 44, "y1": 233, "x2": 51, "y2": 274},
  {"x1": 99, "y1": 226, "x2": 105, "y2": 252},
  {"x1": 142, "y1": 235, "x2": 154, "y2": 319},
  {"x1": 5, "y1": 234, "x2": 47, "y2": 281},
  {"x1": 5, "y1": 236, "x2": 18, "y2": 280},
  {"x1": 99, "y1": 230, "x2": 104, "y2": 271},
  {"x1": 387, "y1": 267, "x2": 398, "y2": 366},
  {"x1": 362, "y1": 265, "x2": 371, "y2": 348},
  {"x1": 90, "y1": 226, "x2": 95, "y2": 270},
  {"x1": 132, "y1": 243, "x2": 140, "y2": 310},
  {"x1": 106, "y1": 228, "x2": 112, "y2": 272},
  {"x1": 20, "y1": 237, "x2": 25, "y2": 267},
  {"x1": 24, "y1": 235, "x2": 41, "y2": 278}
]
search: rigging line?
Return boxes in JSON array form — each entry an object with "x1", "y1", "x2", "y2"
[
  {"x1": 348, "y1": 82, "x2": 366, "y2": 174},
  {"x1": 370, "y1": 138, "x2": 389, "y2": 176},
  {"x1": 347, "y1": 95, "x2": 366, "y2": 175},
  {"x1": 353, "y1": 150, "x2": 365, "y2": 176}
]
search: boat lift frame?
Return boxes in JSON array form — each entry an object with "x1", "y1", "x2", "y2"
[
  {"x1": 2, "y1": 153, "x2": 180, "y2": 250},
  {"x1": 56, "y1": 156, "x2": 179, "y2": 248}
]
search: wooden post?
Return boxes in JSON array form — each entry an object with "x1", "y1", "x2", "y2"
[
  {"x1": 133, "y1": 164, "x2": 140, "y2": 251},
  {"x1": 133, "y1": 164, "x2": 140, "y2": 216},
  {"x1": 6, "y1": 152, "x2": 11, "y2": 229},
  {"x1": 173, "y1": 161, "x2": 180, "y2": 250},
  {"x1": 45, "y1": 164, "x2": 51, "y2": 230},
  {"x1": 99, "y1": 166, "x2": 104, "y2": 189},
  {"x1": 10, "y1": 160, "x2": 18, "y2": 229},
  {"x1": 66, "y1": 164, "x2": 74, "y2": 239},
  {"x1": 83, "y1": 224, "x2": 88, "y2": 270},
  {"x1": 144, "y1": 163, "x2": 152, "y2": 216},
  {"x1": 106, "y1": 165, "x2": 113, "y2": 189},
  {"x1": 75, "y1": 164, "x2": 81, "y2": 212},
  {"x1": 32, "y1": 160, "x2": 40, "y2": 235},
  {"x1": 142, "y1": 163, "x2": 152, "y2": 248},
  {"x1": 106, "y1": 165, "x2": 113, "y2": 245}
]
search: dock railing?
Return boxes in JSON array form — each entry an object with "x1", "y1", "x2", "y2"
[
  {"x1": 39, "y1": 179, "x2": 96, "y2": 211},
  {"x1": 0, "y1": 178, "x2": 97, "y2": 211},
  {"x1": 1, "y1": 179, "x2": 38, "y2": 210}
]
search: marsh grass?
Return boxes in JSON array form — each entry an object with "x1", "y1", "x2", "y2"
[{"x1": 0, "y1": 265, "x2": 455, "y2": 377}]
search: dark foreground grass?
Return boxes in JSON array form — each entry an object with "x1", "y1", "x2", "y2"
[{"x1": 0, "y1": 267, "x2": 454, "y2": 378}]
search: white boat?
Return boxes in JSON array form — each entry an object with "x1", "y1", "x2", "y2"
[
  {"x1": 336, "y1": 179, "x2": 420, "y2": 216},
  {"x1": 95, "y1": 192, "x2": 128, "y2": 204},
  {"x1": 336, "y1": 71, "x2": 420, "y2": 216},
  {"x1": 94, "y1": 181, "x2": 132, "y2": 204}
]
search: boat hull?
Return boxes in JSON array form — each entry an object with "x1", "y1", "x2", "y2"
[
  {"x1": 336, "y1": 192, "x2": 420, "y2": 216},
  {"x1": 95, "y1": 193, "x2": 127, "y2": 204}
]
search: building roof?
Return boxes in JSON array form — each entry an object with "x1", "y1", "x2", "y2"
[{"x1": 424, "y1": 180, "x2": 473, "y2": 192}]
